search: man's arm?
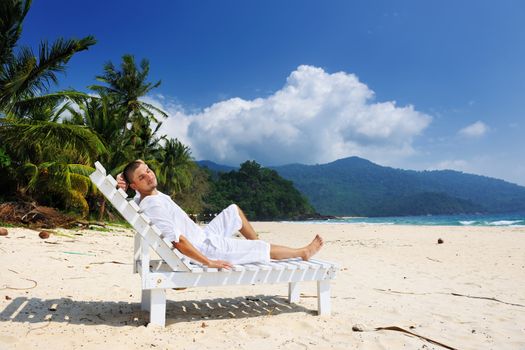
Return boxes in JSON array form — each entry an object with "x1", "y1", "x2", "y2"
[{"x1": 174, "y1": 236, "x2": 233, "y2": 269}]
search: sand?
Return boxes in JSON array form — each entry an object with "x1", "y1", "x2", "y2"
[{"x1": 0, "y1": 222, "x2": 524, "y2": 349}]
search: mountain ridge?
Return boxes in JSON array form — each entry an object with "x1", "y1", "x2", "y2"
[{"x1": 197, "y1": 157, "x2": 525, "y2": 216}]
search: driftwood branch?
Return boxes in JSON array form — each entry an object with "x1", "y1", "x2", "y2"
[
  {"x1": 374, "y1": 288, "x2": 430, "y2": 295},
  {"x1": 450, "y1": 293, "x2": 525, "y2": 307},
  {"x1": 426, "y1": 257, "x2": 442, "y2": 263},
  {"x1": 375, "y1": 326, "x2": 459, "y2": 350},
  {"x1": 1, "y1": 278, "x2": 38, "y2": 290},
  {"x1": 74, "y1": 220, "x2": 106, "y2": 228},
  {"x1": 89, "y1": 261, "x2": 129, "y2": 265},
  {"x1": 374, "y1": 288, "x2": 525, "y2": 307}
]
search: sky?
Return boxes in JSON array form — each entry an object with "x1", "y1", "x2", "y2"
[{"x1": 20, "y1": 0, "x2": 525, "y2": 185}]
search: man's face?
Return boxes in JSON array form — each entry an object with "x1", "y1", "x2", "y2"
[{"x1": 129, "y1": 163, "x2": 157, "y2": 194}]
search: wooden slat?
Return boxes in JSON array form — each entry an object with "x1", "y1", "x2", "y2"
[
  {"x1": 232, "y1": 265, "x2": 245, "y2": 271},
  {"x1": 89, "y1": 171, "x2": 105, "y2": 187},
  {"x1": 117, "y1": 188, "x2": 128, "y2": 198},
  {"x1": 203, "y1": 267, "x2": 218, "y2": 272},
  {"x1": 252, "y1": 262, "x2": 272, "y2": 270},
  {"x1": 105, "y1": 174, "x2": 118, "y2": 187},
  {"x1": 140, "y1": 213, "x2": 151, "y2": 225},
  {"x1": 264, "y1": 261, "x2": 284, "y2": 270},
  {"x1": 142, "y1": 228, "x2": 190, "y2": 272},
  {"x1": 309, "y1": 258, "x2": 338, "y2": 269},
  {"x1": 305, "y1": 259, "x2": 329, "y2": 269},
  {"x1": 286, "y1": 260, "x2": 309, "y2": 270},
  {"x1": 94, "y1": 161, "x2": 106, "y2": 175},
  {"x1": 242, "y1": 264, "x2": 260, "y2": 271},
  {"x1": 129, "y1": 200, "x2": 140, "y2": 211},
  {"x1": 131, "y1": 213, "x2": 150, "y2": 234},
  {"x1": 276, "y1": 261, "x2": 298, "y2": 270},
  {"x1": 98, "y1": 180, "x2": 117, "y2": 198},
  {"x1": 299, "y1": 260, "x2": 321, "y2": 270},
  {"x1": 109, "y1": 191, "x2": 127, "y2": 209}
]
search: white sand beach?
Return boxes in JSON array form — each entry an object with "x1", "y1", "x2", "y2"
[{"x1": 1, "y1": 223, "x2": 524, "y2": 349}]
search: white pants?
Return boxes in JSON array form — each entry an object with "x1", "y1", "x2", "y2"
[{"x1": 202, "y1": 204, "x2": 270, "y2": 264}]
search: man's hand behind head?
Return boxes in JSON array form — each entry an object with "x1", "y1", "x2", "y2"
[{"x1": 116, "y1": 173, "x2": 128, "y2": 191}]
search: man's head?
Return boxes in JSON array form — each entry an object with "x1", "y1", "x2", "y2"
[{"x1": 123, "y1": 159, "x2": 158, "y2": 196}]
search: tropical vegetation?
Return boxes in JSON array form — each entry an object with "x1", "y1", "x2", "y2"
[
  {"x1": 0, "y1": 0, "x2": 314, "y2": 223},
  {"x1": 0, "y1": 0, "x2": 195, "y2": 220},
  {"x1": 204, "y1": 161, "x2": 314, "y2": 220}
]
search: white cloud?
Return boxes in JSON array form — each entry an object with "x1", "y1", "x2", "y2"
[
  {"x1": 458, "y1": 121, "x2": 488, "y2": 138},
  {"x1": 429, "y1": 159, "x2": 470, "y2": 172},
  {"x1": 154, "y1": 65, "x2": 432, "y2": 166}
]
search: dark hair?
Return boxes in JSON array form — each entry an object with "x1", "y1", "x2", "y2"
[{"x1": 122, "y1": 159, "x2": 145, "y2": 185}]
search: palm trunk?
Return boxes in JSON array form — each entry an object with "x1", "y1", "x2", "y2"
[{"x1": 98, "y1": 197, "x2": 106, "y2": 221}]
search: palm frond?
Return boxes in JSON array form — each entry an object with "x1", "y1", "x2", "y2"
[
  {"x1": 139, "y1": 101, "x2": 168, "y2": 119},
  {"x1": 0, "y1": 120, "x2": 107, "y2": 163},
  {"x1": 8, "y1": 90, "x2": 90, "y2": 120},
  {"x1": 67, "y1": 163, "x2": 95, "y2": 176},
  {"x1": 0, "y1": 36, "x2": 96, "y2": 112},
  {"x1": 0, "y1": 0, "x2": 31, "y2": 66}
]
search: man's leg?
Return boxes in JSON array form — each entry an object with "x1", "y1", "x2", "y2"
[
  {"x1": 237, "y1": 206, "x2": 258, "y2": 240},
  {"x1": 270, "y1": 234, "x2": 324, "y2": 260}
]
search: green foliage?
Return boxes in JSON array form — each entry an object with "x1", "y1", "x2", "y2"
[
  {"x1": 0, "y1": 120, "x2": 107, "y2": 164},
  {"x1": 0, "y1": 0, "x2": 100, "y2": 218},
  {"x1": 0, "y1": 0, "x2": 95, "y2": 115},
  {"x1": 89, "y1": 54, "x2": 166, "y2": 124},
  {"x1": 0, "y1": 3, "x2": 317, "y2": 223},
  {"x1": 153, "y1": 138, "x2": 194, "y2": 195},
  {"x1": 174, "y1": 166, "x2": 211, "y2": 214},
  {"x1": 0, "y1": 145, "x2": 11, "y2": 168},
  {"x1": 61, "y1": 55, "x2": 172, "y2": 219},
  {"x1": 15, "y1": 161, "x2": 94, "y2": 217},
  {"x1": 205, "y1": 161, "x2": 314, "y2": 220}
]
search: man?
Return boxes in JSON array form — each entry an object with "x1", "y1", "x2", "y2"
[{"x1": 118, "y1": 160, "x2": 323, "y2": 269}]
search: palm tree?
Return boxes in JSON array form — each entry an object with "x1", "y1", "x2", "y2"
[
  {"x1": 64, "y1": 94, "x2": 136, "y2": 219},
  {"x1": 65, "y1": 95, "x2": 131, "y2": 168},
  {"x1": 154, "y1": 138, "x2": 195, "y2": 196},
  {"x1": 89, "y1": 54, "x2": 169, "y2": 175},
  {"x1": 89, "y1": 54, "x2": 167, "y2": 124},
  {"x1": 0, "y1": 0, "x2": 96, "y2": 116},
  {"x1": 22, "y1": 161, "x2": 96, "y2": 217},
  {"x1": 0, "y1": 0, "x2": 100, "y2": 217},
  {"x1": 0, "y1": 0, "x2": 30, "y2": 67},
  {"x1": 0, "y1": 119, "x2": 107, "y2": 217}
]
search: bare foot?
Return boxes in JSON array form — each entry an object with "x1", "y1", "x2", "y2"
[{"x1": 302, "y1": 234, "x2": 324, "y2": 260}]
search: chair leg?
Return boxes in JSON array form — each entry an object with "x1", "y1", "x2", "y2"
[
  {"x1": 288, "y1": 282, "x2": 300, "y2": 303},
  {"x1": 149, "y1": 289, "x2": 166, "y2": 327},
  {"x1": 317, "y1": 280, "x2": 331, "y2": 316},
  {"x1": 141, "y1": 289, "x2": 151, "y2": 311},
  {"x1": 133, "y1": 233, "x2": 141, "y2": 273}
]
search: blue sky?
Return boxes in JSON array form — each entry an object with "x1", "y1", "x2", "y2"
[{"x1": 21, "y1": 1, "x2": 525, "y2": 185}]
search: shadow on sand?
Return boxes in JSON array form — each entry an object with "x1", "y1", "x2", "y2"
[{"x1": 1, "y1": 294, "x2": 314, "y2": 327}]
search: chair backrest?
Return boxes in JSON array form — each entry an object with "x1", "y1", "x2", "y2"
[{"x1": 90, "y1": 162, "x2": 192, "y2": 272}]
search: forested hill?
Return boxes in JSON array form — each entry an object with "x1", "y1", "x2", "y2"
[
  {"x1": 197, "y1": 160, "x2": 236, "y2": 174},
  {"x1": 271, "y1": 157, "x2": 525, "y2": 216},
  {"x1": 199, "y1": 161, "x2": 314, "y2": 220}
]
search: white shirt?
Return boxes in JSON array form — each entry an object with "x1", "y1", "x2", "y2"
[
  {"x1": 138, "y1": 192, "x2": 208, "y2": 252},
  {"x1": 135, "y1": 192, "x2": 270, "y2": 264}
]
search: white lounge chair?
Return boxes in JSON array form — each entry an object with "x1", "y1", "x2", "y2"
[{"x1": 89, "y1": 162, "x2": 338, "y2": 327}]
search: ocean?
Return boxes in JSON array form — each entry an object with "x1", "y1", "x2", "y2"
[{"x1": 292, "y1": 213, "x2": 525, "y2": 227}]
